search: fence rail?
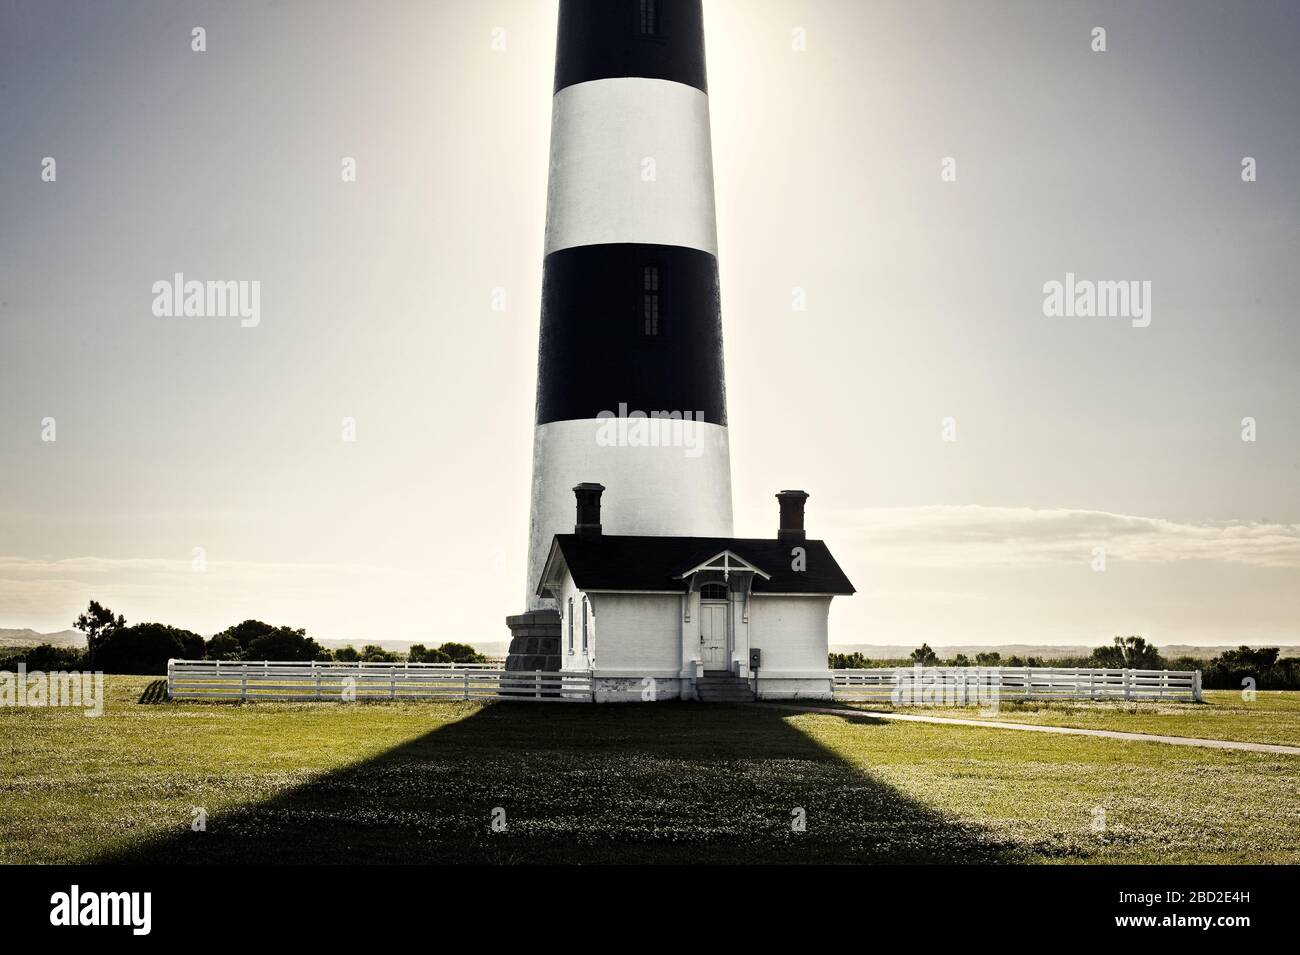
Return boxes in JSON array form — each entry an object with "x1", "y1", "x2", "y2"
[
  {"x1": 167, "y1": 660, "x2": 593, "y2": 702},
  {"x1": 832, "y1": 666, "x2": 1202, "y2": 703}
]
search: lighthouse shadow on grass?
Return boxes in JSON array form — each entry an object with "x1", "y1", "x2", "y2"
[{"x1": 96, "y1": 702, "x2": 1022, "y2": 864}]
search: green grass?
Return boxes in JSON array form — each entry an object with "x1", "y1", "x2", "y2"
[
  {"x1": 1, "y1": 677, "x2": 1297, "y2": 864},
  {"x1": 847, "y1": 690, "x2": 1300, "y2": 747}
]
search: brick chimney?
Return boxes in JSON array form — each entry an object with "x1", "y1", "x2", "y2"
[
  {"x1": 776, "y1": 489, "x2": 809, "y2": 543},
  {"x1": 573, "y1": 483, "x2": 605, "y2": 540}
]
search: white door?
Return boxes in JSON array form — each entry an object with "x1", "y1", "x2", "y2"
[{"x1": 700, "y1": 603, "x2": 729, "y2": 669}]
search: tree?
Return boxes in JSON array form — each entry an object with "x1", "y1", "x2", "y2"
[
  {"x1": 73, "y1": 600, "x2": 126, "y2": 667},
  {"x1": 332, "y1": 645, "x2": 360, "y2": 662},
  {"x1": 96, "y1": 622, "x2": 202, "y2": 675},
  {"x1": 436, "y1": 642, "x2": 488, "y2": 664},
  {"x1": 247, "y1": 627, "x2": 324, "y2": 662},
  {"x1": 0, "y1": 643, "x2": 86, "y2": 671},
  {"x1": 1091, "y1": 635, "x2": 1165, "y2": 670},
  {"x1": 1200, "y1": 646, "x2": 1291, "y2": 690},
  {"x1": 205, "y1": 632, "x2": 243, "y2": 661},
  {"x1": 408, "y1": 644, "x2": 452, "y2": 664},
  {"x1": 909, "y1": 643, "x2": 937, "y2": 666},
  {"x1": 975, "y1": 651, "x2": 1002, "y2": 667},
  {"x1": 209, "y1": 619, "x2": 278, "y2": 656},
  {"x1": 951, "y1": 653, "x2": 971, "y2": 667},
  {"x1": 360, "y1": 644, "x2": 401, "y2": 663}
]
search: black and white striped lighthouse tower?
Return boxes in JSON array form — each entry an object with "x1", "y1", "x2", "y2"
[{"x1": 506, "y1": 0, "x2": 733, "y2": 669}]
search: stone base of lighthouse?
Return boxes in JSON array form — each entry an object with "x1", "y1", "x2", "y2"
[{"x1": 503, "y1": 610, "x2": 562, "y2": 672}]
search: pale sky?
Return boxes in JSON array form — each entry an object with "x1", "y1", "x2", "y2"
[{"x1": 1, "y1": 0, "x2": 1297, "y2": 648}]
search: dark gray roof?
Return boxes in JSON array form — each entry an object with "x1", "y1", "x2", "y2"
[{"x1": 545, "y1": 535, "x2": 855, "y2": 596}]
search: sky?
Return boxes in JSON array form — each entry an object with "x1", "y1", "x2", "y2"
[{"x1": 1, "y1": 0, "x2": 1297, "y2": 649}]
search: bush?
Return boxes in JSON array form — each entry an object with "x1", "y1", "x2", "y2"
[
  {"x1": 909, "y1": 643, "x2": 938, "y2": 666},
  {"x1": 435, "y1": 642, "x2": 487, "y2": 664},
  {"x1": 0, "y1": 643, "x2": 88, "y2": 671},
  {"x1": 359, "y1": 644, "x2": 401, "y2": 663},
  {"x1": 205, "y1": 632, "x2": 243, "y2": 661},
  {"x1": 1199, "y1": 647, "x2": 1300, "y2": 690},
  {"x1": 246, "y1": 627, "x2": 326, "y2": 662},
  {"x1": 208, "y1": 620, "x2": 278, "y2": 657},
  {"x1": 96, "y1": 622, "x2": 203, "y2": 675},
  {"x1": 1090, "y1": 635, "x2": 1165, "y2": 670},
  {"x1": 408, "y1": 643, "x2": 452, "y2": 664}
]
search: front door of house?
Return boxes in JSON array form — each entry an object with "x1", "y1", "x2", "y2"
[{"x1": 700, "y1": 602, "x2": 729, "y2": 669}]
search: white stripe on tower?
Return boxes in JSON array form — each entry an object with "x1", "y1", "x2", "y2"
[
  {"x1": 545, "y1": 78, "x2": 718, "y2": 256},
  {"x1": 525, "y1": 0, "x2": 733, "y2": 610}
]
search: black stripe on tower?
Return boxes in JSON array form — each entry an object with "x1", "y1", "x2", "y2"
[
  {"x1": 536, "y1": 244, "x2": 727, "y2": 427},
  {"x1": 555, "y1": 0, "x2": 707, "y2": 94}
]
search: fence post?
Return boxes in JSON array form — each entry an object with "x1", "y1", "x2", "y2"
[
  {"x1": 314, "y1": 661, "x2": 322, "y2": 701},
  {"x1": 1025, "y1": 666, "x2": 1032, "y2": 700},
  {"x1": 534, "y1": 670, "x2": 541, "y2": 700},
  {"x1": 464, "y1": 669, "x2": 470, "y2": 701},
  {"x1": 166, "y1": 659, "x2": 173, "y2": 699},
  {"x1": 241, "y1": 664, "x2": 248, "y2": 702},
  {"x1": 1124, "y1": 669, "x2": 1131, "y2": 701},
  {"x1": 1193, "y1": 670, "x2": 1203, "y2": 703},
  {"x1": 390, "y1": 667, "x2": 396, "y2": 700},
  {"x1": 1159, "y1": 670, "x2": 1167, "y2": 699}
]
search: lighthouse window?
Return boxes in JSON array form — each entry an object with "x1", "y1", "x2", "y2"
[
  {"x1": 567, "y1": 596, "x2": 574, "y2": 653},
  {"x1": 582, "y1": 597, "x2": 589, "y2": 652},
  {"x1": 642, "y1": 265, "x2": 661, "y2": 336},
  {"x1": 639, "y1": 0, "x2": 660, "y2": 37}
]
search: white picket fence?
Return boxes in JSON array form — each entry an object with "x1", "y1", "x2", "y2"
[
  {"x1": 832, "y1": 666, "x2": 1202, "y2": 704},
  {"x1": 167, "y1": 659, "x2": 594, "y2": 702}
]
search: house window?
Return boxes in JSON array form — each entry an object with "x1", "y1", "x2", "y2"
[
  {"x1": 642, "y1": 265, "x2": 661, "y2": 336},
  {"x1": 581, "y1": 597, "x2": 589, "y2": 652},
  {"x1": 568, "y1": 596, "x2": 574, "y2": 653},
  {"x1": 700, "y1": 582, "x2": 728, "y2": 601},
  {"x1": 638, "y1": 0, "x2": 660, "y2": 37}
]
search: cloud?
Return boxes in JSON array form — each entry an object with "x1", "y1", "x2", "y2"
[{"x1": 829, "y1": 506, "x2": 1300, "y2": 569}]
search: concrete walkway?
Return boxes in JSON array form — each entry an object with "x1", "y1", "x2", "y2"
[{"x1": 757, "y1": 702, "x2": 1300, "y2": 756}]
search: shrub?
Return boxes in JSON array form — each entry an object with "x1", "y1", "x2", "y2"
[
  {"x1": 0, "y1": 643, "x2": 88, "y2": 671},
  {"x1": 246, "y1": 627, "x2": 325, "y2": 662},
  {"x1": 435, "y1": 642, "x2": 487, "y2": 664},
  {"x1": 408, "y1": 644, "x2": 452, "y2": 664},
  {"x1": 359, "y1": 644, "x2": 401, "y2": 663},
  {"x1": 96, "y1": 622, "x2": 203, "y2": 675}
]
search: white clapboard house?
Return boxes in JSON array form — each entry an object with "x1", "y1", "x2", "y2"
[{"x1": 535, "y1": 484, "x2": 855, "y2": 702}]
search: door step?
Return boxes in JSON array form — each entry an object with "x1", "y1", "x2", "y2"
[{"x1": 695, "y1": 674, "x2": 756, "y2": 703}]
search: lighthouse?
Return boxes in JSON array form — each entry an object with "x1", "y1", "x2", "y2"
[{"x1": 506, "y1": 0, "x2": 733, "y2": 670}]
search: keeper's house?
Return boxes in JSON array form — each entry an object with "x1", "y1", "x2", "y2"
[{"x1": 536, "y1": 484, "x2": 855, "y2": 702}]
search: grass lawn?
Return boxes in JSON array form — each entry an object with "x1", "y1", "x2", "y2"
[
  {"x1": 847, "y1": 690, "x2": 1300, "y2": 747},
  {"x1": 1, "y1": 677, "x2": 1296, "y2": 864}
]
